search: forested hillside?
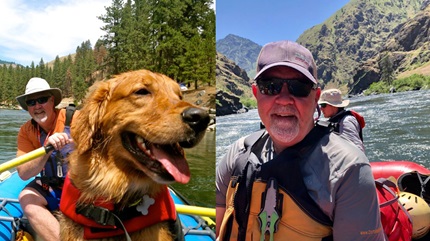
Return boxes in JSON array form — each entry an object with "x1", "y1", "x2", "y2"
[
  {"x1": 350, "y1": 4, "x2": 430, "y2": 94},
  {"x1": 216, "y1": 52, "x2": 253, "y2": 116},
  {"x1": 0, "y1": 0, "x2": 215, "y2": 107},
  {"x1": 0, "y1": 60, "x2": 16, "y2": 65},
  {"x1": 297, "y1": 0, "x2": 428, "y2": 90},
  {"x1": 216, "y1": 0, "x2": 430, "y2": 115},
  {"x1": 217, "y1": 0, "x2": 430, "y2": 98},
  {"x1": 216, "y1": 34, "x2": 261, "y2": 78}
]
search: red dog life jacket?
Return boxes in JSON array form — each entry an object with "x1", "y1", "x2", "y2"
[{"x1": 60, "y1": 176, "x2": 177, "y2": 239}]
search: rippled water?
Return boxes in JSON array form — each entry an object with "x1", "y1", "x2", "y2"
[
  {"x1": 0, "y1": 109, "x2": 215, "y2": 208},
  {"x1": 0, "y1": 110, "x2": 30, "y2": 163},
  {"x1": 216, "y1": 89, "x2": 430, "y2": 168}
]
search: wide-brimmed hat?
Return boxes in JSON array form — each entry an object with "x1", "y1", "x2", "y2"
[
  {"x1": 254, "y1": 40, "x2": 318, "y2": 84},
  {"x1": 318, "y1": 88, "x2": 349, "y2": 107},
  {"x1": 16, "y1": 77, "x2": 62, "y2": 111}
]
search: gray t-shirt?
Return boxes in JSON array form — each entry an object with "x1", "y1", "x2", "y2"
[
  {"x1": 216, "y1": 130, "x2": 385, "y2": 241},
  {"x1": 336, "y1": 114, "x2": 365, "y2": 152}
]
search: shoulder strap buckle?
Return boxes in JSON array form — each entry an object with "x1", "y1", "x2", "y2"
[{"x1": 76, "y1": 204, "x2": 116, "y2": 226}]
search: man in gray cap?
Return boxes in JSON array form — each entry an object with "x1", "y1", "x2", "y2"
[
  {"x1": 318, "y1": 88, "x2": 365, "y2": 152},
  {"x1": 216, "y1": 41, "x2": 385, "y2": 240},
  {"x1": 15, "y1": 77, "x2": 77, "y2": 241}
]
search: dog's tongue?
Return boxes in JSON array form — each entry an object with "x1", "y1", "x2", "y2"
[{"x1": 152, "y1": 148, "x2": 190, "y2": 184}]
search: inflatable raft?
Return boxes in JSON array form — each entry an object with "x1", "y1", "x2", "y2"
[
  {"x1": 371, "y1": 160, "x2": 430, "y2": 180},
  {"x1": 0, "y1": 171, "x2": 215, "y2": 241},
  {"x1": 371, "y1": 160, "x2": 430, "y2": 241}
]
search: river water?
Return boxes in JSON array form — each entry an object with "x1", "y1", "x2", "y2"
[
  {"x1": 0, "y1": 109, "x2": 215, "y2": 208},
  {"x1": 216, "y1": 89, "x2": 430, "y2": 168},
  {"x1": 2, "y1": 89, "x2": 430, "y2": 209}
]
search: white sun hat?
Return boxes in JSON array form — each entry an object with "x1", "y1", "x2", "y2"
[
  {"x1": 16, "y1": 77, "x2": 62, "y2": 111},
  {"x1": 318, "y1": 88, "x2": 350, "y2": 107}
]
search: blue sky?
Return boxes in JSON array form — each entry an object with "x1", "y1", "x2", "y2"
[
  {"x1": 0, "y1": 0, "x2": 215, "y2": 67},
  {"x1": 216, "y1": 0, "x2": 351, "y2": 46},
  {"x1": 0, "y1": 0, "x2": 111, "y2": 66},
  {"x1": 0, "y1": 0, "x2": 347, "y2": 66}
]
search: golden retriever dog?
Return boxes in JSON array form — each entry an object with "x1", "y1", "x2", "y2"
[{"x1": 59, "y1": 69, "x2": 210, "y2": 241}]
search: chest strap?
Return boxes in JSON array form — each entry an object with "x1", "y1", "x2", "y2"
[{"x1": 60, "y1": 175, "x2": 177, "y2": 239}]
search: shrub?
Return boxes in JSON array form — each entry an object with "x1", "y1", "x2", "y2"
[
  {"x1": 365, "y1": 81, "x2": 390, "y2": 95},
  {"x1": 241, "y1": 97, "x2": 257, "y2": 109}
]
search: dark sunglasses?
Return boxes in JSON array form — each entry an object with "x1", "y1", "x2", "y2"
[
  {"x1": 256, "y1": 77, "x2": 317, "y2": 97},
  {"x1": 320, "y1": 103, "x2": 328, "y2": 108},
  {"x1": 25, "y1": 96, "x2": 51, "y2": 107}
]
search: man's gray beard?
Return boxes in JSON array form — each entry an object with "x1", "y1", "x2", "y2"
[{"x1": 269, "y1": 120, "x2": 299, "y2": 143}]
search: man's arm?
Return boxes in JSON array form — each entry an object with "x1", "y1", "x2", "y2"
[
  {"x1": 340, "y1": 116, "x2": 365, "y2": 152},
  {"x1": 216, "y1": 137, "x2": 247, "y2": 238},
  {"x1": 216, "y1": 207, "x2": 226, "y2": 237},
  {"x1": 17, "y1": 132, "x2": 71, "y2": 180}
]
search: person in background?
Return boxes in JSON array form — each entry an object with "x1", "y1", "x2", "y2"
[
  {"x1": 15, "y1": 77, "x2": 77, "y2": 241},
  {"x1": 216, "y1": 40, "x2": 385, "y2": 240},
  {"x1": 318, "y1": 88, "x2": 365, "y2": 152}
]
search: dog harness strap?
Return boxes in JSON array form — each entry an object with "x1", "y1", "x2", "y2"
[
  {"x1": 60, "y1": 175, "x2": 177, "y2": 239},
  {"x1": 75, "y1": 204, "x2": 116, "y2": 226}
]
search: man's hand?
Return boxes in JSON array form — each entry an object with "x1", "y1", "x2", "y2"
[{"x1": 47, "y1": 133, "x2": 72, "y2": 150}]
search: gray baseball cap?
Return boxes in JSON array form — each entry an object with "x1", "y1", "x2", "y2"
[{"x1": 254, "y1": 40, "x2": 318, "y2": 84}]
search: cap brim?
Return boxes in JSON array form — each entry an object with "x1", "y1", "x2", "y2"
[{"x1": 254, "y1": 62, "x2": 317, "y2": 84}]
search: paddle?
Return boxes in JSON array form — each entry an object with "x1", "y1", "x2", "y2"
[
  {"x1": 0, "y1": 145, "x2": 54, "y2": 173},
  {"x1": 175, "y1": 204, "x2": 216, "y2": 218}
]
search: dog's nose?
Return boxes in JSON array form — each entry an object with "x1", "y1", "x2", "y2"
[{"x1": 182, "y1": 107, "x2": 210, "y2": 132}]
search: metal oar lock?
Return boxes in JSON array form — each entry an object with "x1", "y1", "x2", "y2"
[{"x1": 258, "y1": 178, "x2": 281, "y2": 241}]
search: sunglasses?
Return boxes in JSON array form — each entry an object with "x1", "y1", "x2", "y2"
[
  {"x1": 256, "y1": 77, "x2": 317, "y2": 97},
  {"x1": 26, "y1": 96, "x2": 51, "y2": 107},
  {"x1": 320, "y1": 103, "x2": 328, "y2": 108}
]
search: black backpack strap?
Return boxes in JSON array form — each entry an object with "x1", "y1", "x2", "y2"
[
  {"x1": 65, "y1": 104, "x2": 76, "y2": 127},
  {"x1": 230, "y1": 129, "x2": 268, "y2": 240},
  {"x1": 232, "y1": 129, "x2": 267, "y2": 176}
]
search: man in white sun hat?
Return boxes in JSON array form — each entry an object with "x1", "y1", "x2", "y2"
[
  {"x1": 15, "y1": 77, "x2": 78, "y2": 241},
  {"x1": 318, "y1": 88, "x2": 365, "y2": 152}
]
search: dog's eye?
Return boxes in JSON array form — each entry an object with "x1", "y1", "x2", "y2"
[{"x1": 135, "y1": 89, "x2": 150, "y2": 95}]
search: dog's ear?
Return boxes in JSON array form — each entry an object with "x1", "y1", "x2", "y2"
[{"x1": 72, "y1": 81, "x2": 112, "y2": 154}]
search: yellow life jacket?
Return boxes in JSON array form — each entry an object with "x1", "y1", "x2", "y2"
[
  {"x1": 219, "y1": 180, "x2": 332, "y2": 241},
  {"x1": 218, "y1": 126, "x2": 333, "y2": 241}
]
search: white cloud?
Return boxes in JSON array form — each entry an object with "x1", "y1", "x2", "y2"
[
  {"x1": 212, "y1": 0, "x2": 216, "y2": 12},
  {"x1": 0, "y1": 0, "x2": 111, "y2": 66}
]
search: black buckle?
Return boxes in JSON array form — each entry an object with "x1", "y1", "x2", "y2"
[{"x1": 76, "y1": 204, "x2": 116, "y2": 226}]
